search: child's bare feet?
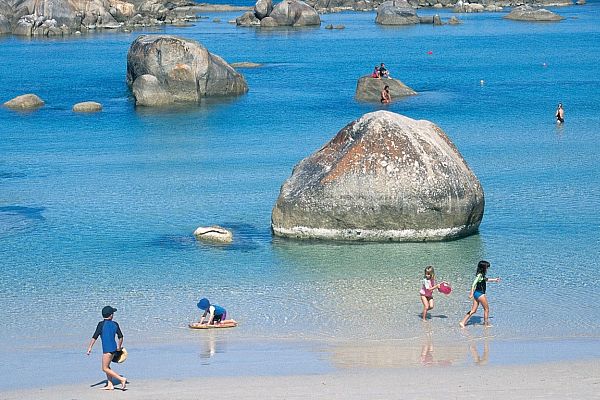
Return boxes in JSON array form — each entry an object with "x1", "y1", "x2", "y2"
[
  {"x1": 103, "y1": 383, "x2": 115, "y2": 391},
  {"x1": 120, "y1": 377, "x2": 127, "y2": 391},
  {"x1": 459, "y1": 321, "x2": 466, "y2": 328}
]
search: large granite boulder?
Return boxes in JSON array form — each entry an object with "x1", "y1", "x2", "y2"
[
  {"x1": 254, "y1": 0, "x2": 273, "y2": 19},
  {"x1": 504, "y1": 6, "x2": 564, "y2": 21},
  {"x1": 375, "y1": 1, "x2": 419, "y2": 25},
  {"x1": 126, "y1": 35, "x2": 248, "y2": 106},
  {"x1": 4, "y1": 93, "x2": 45, "y2": 109},
  {"x1": 0, "y1": 13, "x2": 10, "y2": 34},
  {"x1": 271, "y1": 111, "x2": 484, "y2": 241},
  {"x1": 355, "y1": 76, "x2": 416, "y2": 102},
  {"x1": 269, "y1": 0, "x2": 320, "y2": 26}
]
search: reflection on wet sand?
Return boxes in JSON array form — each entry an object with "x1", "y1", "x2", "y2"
[
  {"x1": 463, "y1": 327, "x2": 492, "y2": 366},
  {"x1": 198, "y1": 332, "x2": 226, "y2": 362}
]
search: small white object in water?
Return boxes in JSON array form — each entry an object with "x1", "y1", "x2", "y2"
[{"x1": 193, "y1": 225, "x2": 233, "y2": 243}]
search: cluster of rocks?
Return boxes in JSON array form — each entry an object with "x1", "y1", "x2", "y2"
[
  {"x1": 0, "y1": 0, "x2": 202, "y2": 36},
  {"x1": 271, "y1": 111, "x2": 485, "y2": 242},
  {"x1": 504, "y1": 5, "x2": 564, "y2": 20},
  {"x1": 304, "y1": 0, "x2": 574, "y2": 13},
  {"x1": 3, "y1": 94, "x2": 102, "y2": 112},
  {"x1": 236, "y1": 0, "x2": 320, "y2": 27},
  {"x1": 375, "y1": 1, "x2": 460, "y2": 25},
  {"x1": 127, "y1": 35, "x2": 248, "y2": 107},
  {"x1": 452, "y1": 1, "x2": 502, "y2": 13}
]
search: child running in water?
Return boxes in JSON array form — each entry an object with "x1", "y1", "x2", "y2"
[
  {"x1": 459, "y1": 260, "x2": 501, "y2": 328},
  {"x1": 419, "y1": 266, "x2": 446, "y2": 320}
]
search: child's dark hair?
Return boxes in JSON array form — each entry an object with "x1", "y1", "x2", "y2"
[{"x1": 476, "y1": 260, "x2": 490, "y2": 277}]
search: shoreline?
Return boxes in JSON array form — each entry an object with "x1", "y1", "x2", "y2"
[
  {"x1": 1, "y1": 358, "x2": 598, "y2": 399},
  {"x1": 2, "y1": 334, "x2": 599, "y2": 392}
]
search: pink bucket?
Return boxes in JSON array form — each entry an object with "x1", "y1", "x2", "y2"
[{"x1": 439, "y1": 282, "x2": 452, "y2": 295}]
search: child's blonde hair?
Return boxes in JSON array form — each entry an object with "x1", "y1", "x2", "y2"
[{"x1": 424, "y1": 266, "x2": 435, "y2": 280}]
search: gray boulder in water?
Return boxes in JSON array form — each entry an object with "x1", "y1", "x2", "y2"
[
  {"x1": 4, "y1": 93, "x2": 45, "y2": 109},
  {"x1": 376, "y1": 0, "x2": 419, "y2": 25},
  {"x1": 269, "y1": 0, "x2": 320, "y2": 26},
  {"x1": 72, "y1": 101, "x2": 103, "y2": 112},
  {"x1": 271, "y1": 111, "x2": 484, "y2": 242},
  {"x1": 127, "y1": 35, "x2": 248, "y2": 106},
  {"x1": 355, "y1": 76, "x2": 416, "y2": 102},
  {"x1": 504, "y1": 6, "x2": 564, "y2": 22}
]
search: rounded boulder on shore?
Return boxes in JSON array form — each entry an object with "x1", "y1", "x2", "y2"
[{"x1": 271, "y1": 111, "x2": 484, "y2": 242}]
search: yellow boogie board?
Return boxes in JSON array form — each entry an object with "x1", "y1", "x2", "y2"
[{"x1": 189, "y1": 320, "x2": 238, "y2": 329}]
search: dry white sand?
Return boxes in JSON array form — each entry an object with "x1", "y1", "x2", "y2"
[{"x1": 2, "y1": 359, "x2": 598, "y2": 400}]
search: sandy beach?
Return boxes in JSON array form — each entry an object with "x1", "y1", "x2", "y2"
[{"x1": 2, "y1": 359, "x2": 598, "y2": 400}]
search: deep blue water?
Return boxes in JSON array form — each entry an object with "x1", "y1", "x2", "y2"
[{"x1": 1, "y1": 3, "x2": 600, "y2": 388}]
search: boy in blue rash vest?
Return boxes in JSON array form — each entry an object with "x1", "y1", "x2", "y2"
[
  {"x1": 197, "y1": 298, "x2": 227, "y2": 325},
  {"x1": 86, "y1": 306, "x2": 127, "y2": 390}
]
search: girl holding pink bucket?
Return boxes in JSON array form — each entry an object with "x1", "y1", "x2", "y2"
[{"x1": 419, "y1": 266, "x2": 452, "y2": 321}]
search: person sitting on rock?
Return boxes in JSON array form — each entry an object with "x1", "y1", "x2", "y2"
[
  {"x1": 372, "y1": 65, "x2": 380, "y2": 78},
  {"x1": 381, "y1": 85, "x2": 391, "y2": 104},
  {"x1": 378, "y1": 63, "x2": 390, "y2": 79}
]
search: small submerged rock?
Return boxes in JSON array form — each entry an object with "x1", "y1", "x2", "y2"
[
  {"x1": 231, "y1": 62, "x2": 263, "y2": 68},
  {"x1": 194, "y1": 226, "x2": 233, "y2": 244},
  {"x1": 4, "y1": 94, "x2": 45, "y2": 110},
  {"x1": 73, "y1": 101, "x2": 102, "y2": 112}
]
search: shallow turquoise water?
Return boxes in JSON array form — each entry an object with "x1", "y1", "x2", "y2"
[{"x1": 1, "y1": 4, "x2": 600, "y2": 388}]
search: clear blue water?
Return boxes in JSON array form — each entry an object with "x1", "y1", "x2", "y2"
[{"x1": 1, "y1": 3, "x2": 600, "y2": 389}]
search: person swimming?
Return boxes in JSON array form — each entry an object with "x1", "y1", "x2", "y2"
[
  {"x1": 380, "y1": 85, "x2": 391, "y2": 104},
  {"x1": 556, "y1": 103, "x2": 564, "y2": 124}
]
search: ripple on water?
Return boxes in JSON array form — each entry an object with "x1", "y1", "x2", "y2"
[{"x1": 0, "y1": 206, "x2": 45, "y2": 236}]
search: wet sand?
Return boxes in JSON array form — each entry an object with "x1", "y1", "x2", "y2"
[{"x1": 1, "y1": 359, "x2": 598, "y2": 400}]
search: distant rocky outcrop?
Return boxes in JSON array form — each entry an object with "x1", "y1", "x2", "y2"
[
  {"x1": 376, "y1": 1, "x2": 419, "y2": 25},
  {"x1": 504, "y1": 5, "x2": 564, "y2": 21},
  {"x1": 0, "y1": 0, "x2": 202, "y2": 37},
  {"x1": 303, "y1": 0, "x2": 572, "y2": 13},
  {"x1": 237, "y1": 0, "x2": 320, "y2": 27},
  {"x1": 355, "y1": 76, "x2": 416, "y2": 102},
  {"x1": 271, "y1": 111, "x2": 484, "y2": 241},
  {"x1": 73, "y1": 101, "x2": 102, "y2": 112},
  {"x1": 453, "y1": 1, "x2": 485, "y2": 13},
  {"x1": 3, "y1": 93, "x2": 45, "y2": 109},
  {"x1": 127, "y1": 35, "x2": 248, "y2": 107}
]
